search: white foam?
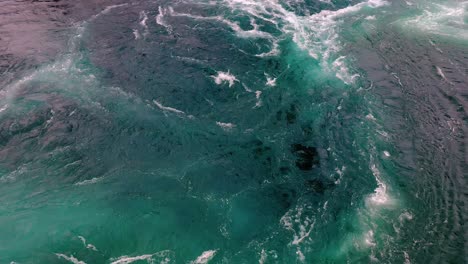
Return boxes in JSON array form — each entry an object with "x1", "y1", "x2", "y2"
[
  {"x1": 101, "y1": 4, "x2": 128, "y2": 15},
  {"x1": 280, "y1": 204, "x2": 316, "y2": 262},
  {"x1": 296, "y1": 249, "x2": 305, "y2": 262},
  {"x1": 367, "y1": 164, "x2": 391, "y2": 205},
  {"x1": 401, "y1": 1, "x2": 468, "y2": 40},
  {"x1": 191, "y1": 250, "x2": 217, "y2": 264},
  {"x1": 55, "y1": 254, "x2": 86, "y2": 264},
  {"x1": 172, "y1": 55, "x2": 206, "y2": 65},
  {"x1": 404, "y1": 251, "x2": 411, "y2": 264},
  {"x1": 153, "y1": 100, "x2": 185, "y2": 115},
  {"x1": 365, "y1": 113, "x2": 376, "y2": 121},
  {"x1": 399, "y1": 211, "x2": 414, "y2": 222},
  {"x1": 78, "y1": 236, "x2": 98, "y2": 251},
  {"x1": 167, "y1": 4, "x2": 280, "y2": 56},
  {"x1": 292, "y1": 219, "x2": 315, "y2": 245},
  {"x1": 428, "y1": 39, "x2": 443, "y2": 53},
  {"x1": 323, "y1": 200, "x2": 329, "y2": 210},
  {"x1": 139, "y1": 11, "x2": 149, "y2": 37},
  {"x1": 0, "y1": 165, "x2": 28, "y2": 183},
  {"x1": 169, "y1": 9, "x2": 273, "y2": 39},
  {"x1": 265, "y1": 74, "x2": 277, "y2": 87},
  {"x1": 111, "y1": 251, "x2": 173, "y2": 264},
  {"x1": 216, "y1": 121, "x2": 236, "y2": 130},
  {"x1": 364, "y1": 230, "x2": 376, "y2": 247},
  {"x1": 256, "y1": 41, "x2": 280, "y2": 57},
  {"x1": 140, "y1": 11, "x2": 148, "y2": 27},
  {"x1": 436, "y1": 66, "x2": 451, "y2": 83},
  {"x1": 156, "y1": 6, "x2": 173, "y2": 32},
  {"x1": 212, "y1": 71, "x2": 238, "y2": 87},
  {"x1": 75, "y1": 177, "x2": 103, "y2": 186},
  {"x1": 242, "y1": 83, "x2": 253, "y2": 93},
  {"x1": 0, "y1": 104, "x2": 8, "y2": 113},
  {"x1": 335, "y1": 165, "x2": 346, "y2": 184},
  {"x1": 110, "y1": 254, "x2": 154, "y2": 264},
  {"x1": 222, "y1": 0, "x2": 388, "y2": 84},
  {"x1": 133, "y1": 29, "x2": 141, "y2": 40},
  {"x1": 259, "y1": 249, "x2": 267, "y2": 264},
  {"x1": 90, "y1": 4, "x2": 128, "y2": 21},
  {"x1": 332, "y1": 56, "x2": 359, "y2": 84},
  {"x1": 45, "y1": 109, "x2": 55, "y2": 126},
  {"x1": 254, "y1": 90, "x2": 262, "y2": 108}
]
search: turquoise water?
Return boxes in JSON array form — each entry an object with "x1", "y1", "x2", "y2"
[{"x1": 0, "y1": 0, "x2": 466, "y2": 263}]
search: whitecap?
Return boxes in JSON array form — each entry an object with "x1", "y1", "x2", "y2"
[
  {"x1": 259, "y1": 249, "x2": 267, "y2": 264},
  {"x1": 365, "y1": 113, "x2": 376, "y2": 121},
  {"x1": 280, "y1": 204, "x2": 316, "y2": 262},
  {"x1": 216, "y1": 121, "x2": 236, "y2": 130},
  {"x1": 191, "y1": 249, "x2": 217, "y2": 264},
  {"x1": 169, "y1": 10, "x2": 273, "y2": 39},
  {"x1": 0, "y1": 104, "x2": 8, "y2": 113},
  {"x1": 110, "y1": 254, "x2": 154, "y2": 264},
  {"x1": 399, "y1": 211, "x2": 414, "y2": 223},
  {"x1": 265, "y1": 74, "x2": 277, "y2": 87},
  {"x1": 254, "y1": 90, "x2": 262, "y2": 108},
  {"x1": 436, "y1": 66, "x2": 450, "y2": 83},
  {"x1": 401, "y1": 1, "x2": 468, "y2": 40},
  {"x1": 256, "y1": 41, "x2": 280, "y2": 57},
  {"x1": 367, "y1": 164, "x2": 391, "y2": 205},
  {"x1": 332, "y1": 56, "x2": 359, "y2": 84},
  {"x1": 156, "y1": 6, "x2": 173, "y2": 32},
  {"x1": 153, "y1": 100, "x2": 185, "y2": 115},
  {"x1": 75, "y1": 177, "x2": 103, "y2": 186},
  {"x1": 139, "y1": 11, "x2": 149, "y2": 37},
  {"x1": 110, "y1": 251, "x2": 173, "y2": 264},
  {"x1": 242, "y1": 83, "x2": 253, "y2": 93},
  {"x1": 55, "y1": 254, "x2": 86, "y2": 264},
  {"x1": 223, "y1": 0, "x2": 388, "y2": 84},
  {"x1": 212, "y1": 71, "x2": 238, "y2": 88},
  {"x1": 364, "y1": 230, "x2": 376, "y2": 247},
  {"x1": 404, "y1": 251, "x2": 411, "y2": 264},
  {"x1": 90, "y1": 4, "x2": 128, "y2": 21},
  {"x1": 133, "y1": 29, "x2": 141, "y2": 40},
  {"x1": 78, "y1": 236, "x2": 98, "y2": 251}
]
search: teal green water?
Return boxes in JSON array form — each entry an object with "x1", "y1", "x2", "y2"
[{"x1": 0, "y1": 0, "x2": 466, "y2": 263}]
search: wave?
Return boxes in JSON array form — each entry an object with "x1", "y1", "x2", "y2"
[
  {"x1": 153, "y1": 100, "x2": 185, "y2": 115},
  {"x1": 75, "y1": 177, "x2": 103, "y2": 186},
  {"x1": 216, "y1": 121, "x2": 236, "y2": 130},
  {"x1": 190, "y1": 249, "x2": 217, "y2": 264},
  {"x1": 78, "y1": 236, "x2": 98, "y2": 251},
  {"x1": 156, "y1": 6, "x2": 173, "y2": 33},
  {"x1": 110, "y1": 250, "x2": 173, "y2": 264},
  {"x1": 222, "y1": 0, "x2": 389, "y2": 84},
  {"x1": 212, "y1": 71, "x2": 238, "y2": 87},
  {"x1": 400, "y1": 1, "x2": 468, "y2": 40},
  {"x1": 55, "y1": 254, "x2": 86, "y2": 264}
]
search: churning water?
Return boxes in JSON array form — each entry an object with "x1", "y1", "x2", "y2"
[{"x1": 0, "y1": 0, "x2": 466, "y2": 263}]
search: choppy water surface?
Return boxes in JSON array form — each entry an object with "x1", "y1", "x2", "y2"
[{"x1": 0, "y1": 0, "x2": 466, "y2": 263}]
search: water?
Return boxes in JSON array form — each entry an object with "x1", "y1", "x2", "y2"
[{"x1": 0, "y1": 0, "x2": 466, "y2": 263}]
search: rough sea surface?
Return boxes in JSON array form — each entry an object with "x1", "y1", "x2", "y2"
[{"x1": 0, "y1": 0, "x2": 466, "y2": 263}]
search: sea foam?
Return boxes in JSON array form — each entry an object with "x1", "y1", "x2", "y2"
[
  {"x1": 212, "y1": 71, "x2": 238, "y2": 87},
  {"x1": 55, "y1": 254, "x2": 86, "y2": 264},
  {"x1": 191, "y1": 250, "x2": 217, "y2": 264}
]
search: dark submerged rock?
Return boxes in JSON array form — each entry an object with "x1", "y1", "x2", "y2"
[
  {"x1": 305, "y1": 178, "x2": 335, "y2": 194},
  {"x1": 291, "y1": 143, "x2": 319, "y2": 170}
]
